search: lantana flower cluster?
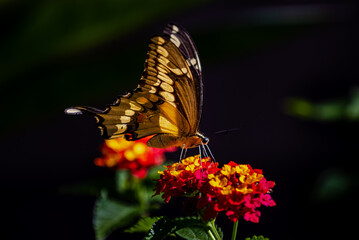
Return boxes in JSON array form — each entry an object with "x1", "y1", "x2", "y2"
[
  {"x1": 154, "y1": 155, "x2": 275, "y2": 223},
  {"x1": 94, "y1": 137, "x2": 175, "y2": 178}
]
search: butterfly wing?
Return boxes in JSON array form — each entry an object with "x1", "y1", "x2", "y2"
[
  {"x1": 65, "y1": 24, "x2": 203, "y2": 147},
  {"x1": 163, "y1": 24, "x2": 203, "y2": 129}
]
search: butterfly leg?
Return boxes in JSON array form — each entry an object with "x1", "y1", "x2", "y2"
[
  {"x1": 204, "y1": 144, "x2": 216, "y2": 162},
  {"x1": 198, "y1": 145, "x2": 204, "y2": 174},
  {"x1": 175, "y1": 144, "x2": 186, "y2": 171},
  {"x1": 201, "y1": 142, "x2": 209, "y2": 158},
  {"x1": 183, "y1": 147, "x2": 188, "y2": 159}
]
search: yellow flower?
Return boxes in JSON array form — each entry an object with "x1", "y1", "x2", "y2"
[
  {"x1": 244, "y1": 172, "x2": 263, "y2": 184},
  {"x1": 221, "y1": 185, "x2": 234, "y2": 195},
  {"x1": 235, "y1": 164, "x2": 250, "y2": 175},
  {"x1": 235, "y1": 184, "x2": 253, "y2": 194},
  {"x1": 209, "y1": 175, "x2": 228, "y2": 188},
  {"x1": 221, "y1": 164, "x2": 236, "y2": 176}
]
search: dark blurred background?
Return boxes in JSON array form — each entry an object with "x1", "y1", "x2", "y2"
[{"x1": 1, "y1": 0, "x2": 358, "y2": 239}]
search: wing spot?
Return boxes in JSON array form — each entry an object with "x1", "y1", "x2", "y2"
[
  {"x1": 172, "y1": 25, "x2": 179, "y2": 33},
  {"x1": 187, "y1": 58, "x2": 199, "y2": 70},
  {"x1": 156, "y1": 46, "x2": 169, "y2": 57},
  {"x1": 149, "y1": 94, "x2": 159, "y2": 102},
  {"x1": 146, "y1": 70, "x2": 156, "y2": 77},
  {"x1": 129, "y1": 102, "x2": 143, "y2": 111},
  {"x1": 147, "y1": 66, "x2": 157, "y2": 75},
  {"x1": 156, "y1": 65, "x2": 169, "y2": 74},
  {"x1": 160, "y1": 82, "x2": 174, "y2": 93},
  {"x1": 120, "y1": 116, "x2": 131, "y2": 123},
  {"x1": 170, "y1": 34, "x2": 181, "y2": 47},
  {"x1": 147, "y1": 75, "x2": 159, "y2": 82},
  {"x1": 120, "y1": 92, "x2": 131, "y2": 98},
  {"x1": 146, "y1": 58, "x2": 156, "y2": 66},
  {"x1": 157, "y1": 72, "x2": 174, "y2": 85},
  {"x1": 150, "y1": 36, "x2": 166, "y2": 45},
  {"x1": 148, "y1": 50, "x2": 157, "y2": 59},
  {"x1": 143, "y1": 78, "x2": 160, "y2": 86},
  {"x1": 136, "y1": 97, "x2": 149, "y2": 105},
  {"x1": 158, "y1": 56, "x2": 183, "y2": 75},
  {"x1": 160, "y1": 91, "x2": 175, "y2": 102},
  {"x1": 141, "y1": 84, "x2": 157, "y2": 93},
  {"x1": 149, "y1": 43, "x2": 156, "y2": 50},
  {"x1": 115, "y1": 124, "x2": 128, "y2": 133},
  {"x1": 125, "y1": 110, "x2": 135, "y2": 116}
]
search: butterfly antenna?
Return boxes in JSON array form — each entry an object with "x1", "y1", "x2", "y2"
[
  {"x1": 214, "y1": 127, "x2": 241, "y2": 135},
  {"x1": 205, "y1": 144, "x2": 216, "y2": 162},
  {"x1": 176, "y1": 144, "x2": 186, "y2": 171}
]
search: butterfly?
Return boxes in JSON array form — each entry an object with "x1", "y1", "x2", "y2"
[{"x1": 65, "y1": 24, "x2": 209, "y2": 149}]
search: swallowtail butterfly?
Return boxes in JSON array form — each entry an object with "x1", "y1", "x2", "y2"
[{"x1": 65, "y1": 24, "x2": 208, "y2": 149}]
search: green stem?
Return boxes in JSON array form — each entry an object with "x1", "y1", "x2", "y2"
[
  {"x1": 231, "y1": 221, "x2": 239, "y2": 240},
  {"x1": 208, "y1": 219, "x2": 222, "y2": 240}
]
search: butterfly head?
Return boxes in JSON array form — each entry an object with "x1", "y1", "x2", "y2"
[{"x1": 196, "y1": 132, "x2": 209, "y2": 145}]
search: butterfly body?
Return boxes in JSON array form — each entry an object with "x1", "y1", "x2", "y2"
[{"x1": 65, "y1": 24, "x2": 208, "y2": 149}]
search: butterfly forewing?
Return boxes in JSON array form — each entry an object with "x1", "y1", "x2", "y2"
[{"x1": 65, "y1": 24, "x2": 204, "y2": 148}]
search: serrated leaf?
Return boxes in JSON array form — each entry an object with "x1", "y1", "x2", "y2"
[
  {"x1": 93, "y1": 194, "x2": 141, "y2": 240},
  {"x1": 175, "y1": 227, "x2": 211, "y2": 240},
  {"x1": 125, "y1": 217, "x2": 162, "y2": 233},
  {"x1": 173, "y1": 217, "x2": 214, "y2": 240},
  {"x1": 172, "y1": 216, "x2": 208, "y2": 230},
  {"x1": 146, "y1": 217, "x2": 175, "y2": 240}
]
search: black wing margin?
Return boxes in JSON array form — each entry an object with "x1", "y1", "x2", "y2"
[{"x1": 162, "y1": 24, "x2": 203, "y2": 127}]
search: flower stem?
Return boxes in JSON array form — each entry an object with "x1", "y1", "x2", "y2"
[
  {"x1": 207, "y1": 219, "x2": 222, "y2": 240},
  {"x1": 231, "y1": 221, "x2": 239, "y2": 240}
]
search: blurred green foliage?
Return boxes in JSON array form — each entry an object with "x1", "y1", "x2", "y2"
[
  {"x1": 0, "y1": 0, "x2": 207, "y2": 82},
  {"x1": 61, "y1": 165, "x2": 165, "y2": 240},
  {"x1": 285, "y1": 88, "x2": 359, "y2": 121},
  {"x1": 313, "y1": 168, "x2": 355, "y2": 202},
  {"x1": 0, "y1": 0, "x2": 332, "y2": 135},
  {"x1": 244, "y1": 235, "x2": 269, "y2": 240}
]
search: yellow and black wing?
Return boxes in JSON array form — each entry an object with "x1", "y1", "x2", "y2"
[{"x1": 65, "y1": 24, "x2": 203, "y2": 147}]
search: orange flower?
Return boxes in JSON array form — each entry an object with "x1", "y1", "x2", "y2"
[{"x1": 95, "y1": 137, "x2": 176, "y2": 178}]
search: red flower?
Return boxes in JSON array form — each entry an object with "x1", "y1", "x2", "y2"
[
  {"x1": 154, "y1": 155, "x2": 219, "y2": 202},
  {"x1": 95, "y1": 137, "x2": 176, "y2": 178},
  {"x1": 154, "y1": 155, "x2": 276, "y2": 223}
]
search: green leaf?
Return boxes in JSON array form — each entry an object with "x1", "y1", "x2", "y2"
[
  {"x1": 176, "y1": 227, "x2": 211, "y2": 240},
  {"x1": 93, "y1": 193, "x2": 141, "y2": 240},
  {"x1": 145, "y1": 216, "x2": 218, "y2": 240},
  {"x1": 125, "y1": 217, "x2": 163, "y2": 233},
  {"x1": 173, "y1": 217, "x2": 221, "y2": 240},
  {"x1": 244, "y1": 235, "x2": 269, "y2": 240},
  {"x1": 146, "y1": 217, "x2": 175, "y2": 240}
]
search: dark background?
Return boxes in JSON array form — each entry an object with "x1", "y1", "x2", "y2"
[{"x1": 1, "y1": 0, "x2": 358, "y2": 239}]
